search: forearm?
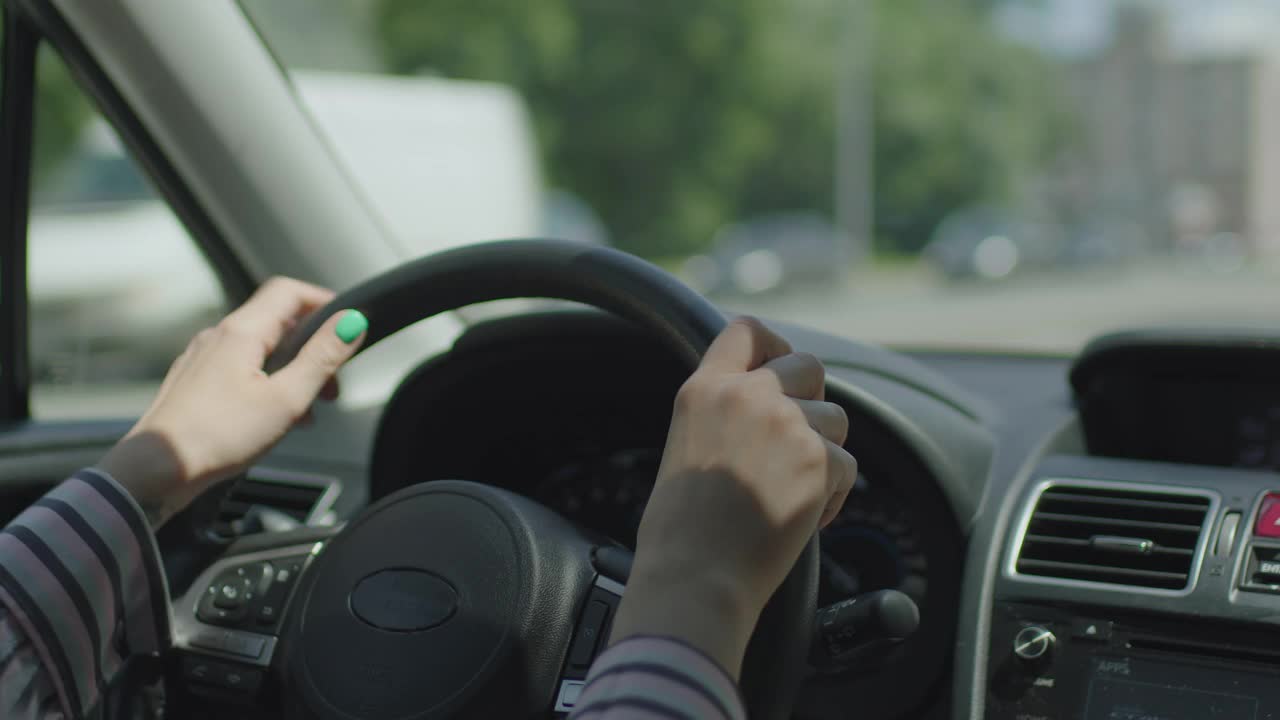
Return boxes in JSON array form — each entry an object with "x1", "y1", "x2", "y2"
[
  {"x1": 568, "y1": 636, "x2": 746, "y2": 719},
  {"x1": 0, "y1": 469, "x2": 171, "y2": 719}
]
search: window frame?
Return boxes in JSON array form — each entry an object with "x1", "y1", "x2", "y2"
[
  {"x1": 0, "y1": 0, "x2": 257, "y2": 422},
  {"x1": 0, "y1": 8, "x2": 38, "y2": 420}
]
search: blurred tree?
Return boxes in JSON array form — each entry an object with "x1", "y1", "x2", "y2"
[
  {"x1": 868, "y1": 0, "x2": 1069, "y2": 253},
  {"x1": 372, "y1": 0, "x2": 775, "y2": 257},
  {"x1": 371, "y1": 0, "x2": 1067, "y2": 257},
  {"x1": 31, "y1": 47, "x2": 92, "y2": 189}
]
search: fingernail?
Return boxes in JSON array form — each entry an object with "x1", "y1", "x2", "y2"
[{"x1": 334, "y1": 309, "x2": 368, "y2": 344}]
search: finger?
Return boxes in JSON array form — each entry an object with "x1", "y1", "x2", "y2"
[
  {"x1": 762, "y1": 352, "x2": 826, "y2": 401},
  {"x1": 819, "y1": 442, "x2": 858, "y2": 528},
  {"x1": 699, "y1": 316, "x2": 792, "y2": 374},
  {"x1": 318, "y1": 376, "x2": 340, "y2": 402},
  {"x1": 795, "y1": 399, "x2": 848, "y2": 446},
  {"x1": 222, "y1": 277, "x2": 336, "y2": 357},
  {"x1": 270, "y1": 309, "x2": 367, "y2": 415}
]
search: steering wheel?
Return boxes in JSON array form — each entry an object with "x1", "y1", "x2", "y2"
[{"x1": 267, "y1": 239, "x2": 818, "y2": 719}]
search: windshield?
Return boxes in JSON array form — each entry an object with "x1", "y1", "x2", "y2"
[{"x1": 241, "y1": 0, "x2": 1280, "y2": 355}]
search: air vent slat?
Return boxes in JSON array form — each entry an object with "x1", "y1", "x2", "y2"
[
  {"x1": 1022, "y1": 534, "x2": 1193, "y2": 557},
  {"x1": 1015, "y1": 482, "x2": 1211, "y2": 592},
  {"x1": 1031, "y1": 512, "x2": 1202, "y2": 534},
  {"x1": 214, "y1": 470, "x2": 336, "y2": 539},
  {"x1": 1040, "y1": 492, "x2": 1206, "y2": 513},
  {"x1": 1016, "y1": 559, "x2": 1188, "y2": 589}
]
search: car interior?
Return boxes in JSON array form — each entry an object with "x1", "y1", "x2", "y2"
[{"x1": 1, "y1": 1, "x2": 1278, "y2": 719}]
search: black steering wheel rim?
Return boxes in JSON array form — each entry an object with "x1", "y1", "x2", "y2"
[{"x1": 269, "y1": 238, "x2": 817, "y2": 719}]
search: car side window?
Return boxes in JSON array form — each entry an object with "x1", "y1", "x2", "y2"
[{"x1": 28, "y1": 46, "x2": 228, "y2": 420}]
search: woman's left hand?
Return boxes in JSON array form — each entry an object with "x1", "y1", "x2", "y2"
[{"x1": 98, "y1": 277, "x2": 367, "y2": 526}]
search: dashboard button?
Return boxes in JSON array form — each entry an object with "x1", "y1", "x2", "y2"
[
  {"x1": 1216, "y1": 512, "x2": 1241, "y2": 557},
  {"x1": 1070, "y1": 619, "x2": 1111, "y2": 642},
  {"x1": 1255, "y1": 494, "x2": 1280, "y2": 538}
]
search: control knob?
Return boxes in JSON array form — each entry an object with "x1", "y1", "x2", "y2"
[{"x1": 1012, "y1": 625, "x2": 1055, "y2": 664}]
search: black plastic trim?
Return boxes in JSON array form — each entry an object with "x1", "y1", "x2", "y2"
[
  {"x1": 1070, "y1": 327, "x2": 1280, "y2": 397},
  {"x1": 0, "y1": 8, "x2": 37, "y2": 420}
]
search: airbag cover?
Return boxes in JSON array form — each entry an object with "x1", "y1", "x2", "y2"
[{"x1": 283, "y1": 481, "x2": 555, "y2": 719}]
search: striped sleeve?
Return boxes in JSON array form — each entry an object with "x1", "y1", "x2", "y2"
[
  {"x1": 0, "y1": 469, "x2": 172, "y2": 719},
  {"x1": 569, "y1": 636, "x2": 746, "y2": 720}
]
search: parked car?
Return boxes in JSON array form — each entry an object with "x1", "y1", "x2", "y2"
[
  {"x1": 922, "y1": 206, "x2": 1063, "y2": 280},
  {"x1": 681, "y1": 212, "x2": 846, "y2": 296}
]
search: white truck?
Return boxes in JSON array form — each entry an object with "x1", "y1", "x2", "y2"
[{"x1": 30, "y1": 71, "x2": 547, "y2": 406}]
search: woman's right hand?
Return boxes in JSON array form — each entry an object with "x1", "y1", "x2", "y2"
[{"x1": 610, "y1": 317, "x2": 858, "y2": 677}]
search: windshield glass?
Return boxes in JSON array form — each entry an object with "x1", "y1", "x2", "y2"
[{"x1": 240, "y1": 0, "x2": 1280, "y2": 355}]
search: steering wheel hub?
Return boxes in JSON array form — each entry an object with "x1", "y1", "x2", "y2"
[{"x1": 281, "y1": 481, "x2": 596, "y2": 719}]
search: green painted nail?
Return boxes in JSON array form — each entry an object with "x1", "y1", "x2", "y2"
[{"x1": 334, "y1": 309, "x2": 368, "y2": 344}]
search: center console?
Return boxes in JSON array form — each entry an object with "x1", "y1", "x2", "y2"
[
  {"x1": 988, "y1": 602, "x2": 1280, "y2": 719},
  {"x1": 987, "y1": 455, "x2": 1280, "y2": 720}
]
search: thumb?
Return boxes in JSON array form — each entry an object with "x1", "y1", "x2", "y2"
[{"x1": 271, "y1": 309, "x2": 367, "y2": 412}]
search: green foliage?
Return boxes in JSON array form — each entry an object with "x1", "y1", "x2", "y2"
[
  {"x1": 870, "y1": 0, "x2": 1068, "y2": 252},
  {"x1": 18, "y1": 48, "x2": 91, "y2": 188},
  {"x1": 374, "y1": 0, "x2": 775, "y2": 256},
  {"x1": 371, "y1": 0, "x2": 1067, "y2": 257}
]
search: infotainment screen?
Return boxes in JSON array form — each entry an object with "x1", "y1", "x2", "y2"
[
  {"x1": 1147, "y1": 379, "x2": 1280, "y2": 471},
  {"x1": 1083, "y1": 655, "x2": 1271, "y2": 720},
  {"x1": 1071, "y1": 335, "x2": 1280, "y2": 473},
  {"x1": 1080, "y1": 375, "x2": 1280, "y2": 473}
]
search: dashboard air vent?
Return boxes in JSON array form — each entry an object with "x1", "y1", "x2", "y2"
[
  {"x1": 214, "y1": 468, "x2": 338, "y2": 538},
  {"x1": 1015, "y1": 483, "x2": 1211, "y2": 591}
]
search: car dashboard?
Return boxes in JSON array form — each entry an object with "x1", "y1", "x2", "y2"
[
  {"x1": 169, "y1": 311, "x2": 1280, "y2": 720},
  {"x1": 922, "y1": 330, "x2": 1280, "y2": 720}
]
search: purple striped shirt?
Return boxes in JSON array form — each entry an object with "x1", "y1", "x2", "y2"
[
  {"x1": 0, "y1": 470, "x2": 745, "y2": 720},
  {"x1": 0, "y1": 470, "x2": 167, "y2": 719},
  {"x1": 569, "y1": 636, "x2": 746, "y2": 720}
]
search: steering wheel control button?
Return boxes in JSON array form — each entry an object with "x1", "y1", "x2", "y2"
[
  {"x1": 256, "y1": 604, "x2": 278, "y2": 625},
  {"x1": 214, "y1": 579, "x2": 250, "y2": 610},
  {"x1": 214, "y1": 664, "x2": 263, "y2": 693},
  {"x1": 1069, "y1": 619, "x2": 1111, "y2": 643},
  {"x1": 189, "y1": 628, "x2": 267, "y2": 659},
  {"x1": 1255, "y1": 494, "x2": 1280, "y2": 538},
  {"x1": 244, "y1": 555, "x2": 307, "y2": 631},
  {"x1": 198, "y1": 590, "x2": 250, "y2": 626},
  {"x1": 254, "y1": 562, "x2": 275, "y2": 596},
  {"x1": 554, "y1": 680, "x2": 586, "y2": 712},
  {"x1": 183, "y1": 656, "x2": 217, "y2": 684},
  {"x1": 1013, "y1": 625, "x2": 1056, "y2": 663},
  {"x1": 350, "y1": 568, "x2": 458, "y2": 632},
  {"x1": 568, "y1": 600, "x2": 611, "y2": 670},
  {"x1": 276, "y1": 558, "x2": 304, "y2": 585}
]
